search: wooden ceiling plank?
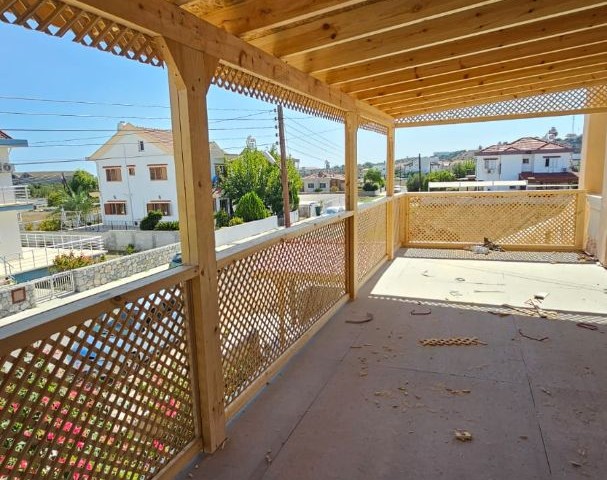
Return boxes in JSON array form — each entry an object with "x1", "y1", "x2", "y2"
[
  {"x1": 385, "y1": 75, "x2": 607, "y2": 117},
  {"x1": 318, "y1": 6, "x2": 607, "y2": 84},
  {"x1": 286, "y1": 0, "x2": 607, "y2": 73},
  {"x1": 342, "y1": 30, "x2": 607, "y2": 95},
  {"x1": 62, "y1": 0, "x2": 393, "y2": 126},
  {"x1": 250, "y1": 0, "x2": 493, "y2": 57},
  {"x1": 188, "y1": 0, "x2": 368, "y2": 37},
  {"x1": 365, "y1": 53, "x2": 607, "y2": 106}
]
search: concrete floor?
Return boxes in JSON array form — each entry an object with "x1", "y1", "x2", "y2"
[{"x1": 185, "y1": 257, "x2": 607, "y2": 480}]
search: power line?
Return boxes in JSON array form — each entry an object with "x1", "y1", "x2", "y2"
[
  {"x1": 0, "y1": 94, "x2": 274, "y2": 111},
  {"x1": 0, "y1": 110, "x2": 276, "y2": 122},
  {"x1": 1, "y1": 126, "x2": 277, "y2": 132},
  {"x1": 286, "y1": 118, "x2": 344, "y2": 151}
]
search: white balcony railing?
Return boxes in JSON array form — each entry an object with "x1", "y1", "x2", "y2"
[{"x1": 0, "y1": 185, "x2": 30, "y2": 206}]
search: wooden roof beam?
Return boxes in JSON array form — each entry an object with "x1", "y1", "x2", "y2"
[
  {"x1": 62, "y1": 0, "x2": 393, "y2": 127},
  {"x1": 366, "y1": 54, "x2": 607, "y2": 107},
  {"x1": 385, "y1": 76, "x2": 607, "y2": 118},
  {"x1": 181, "y1": 0, "x2": 368, "y2": 38},
  {"x1": 341, "y1": 28, "x2": 607, "y2": 95},
  {"x1": 286, "y1": 0, "x2": 607, "y2": 74},
  {"x1": 319, "y1": 6, "x2": 607, "y2": 84},
  {"x1": 250, "y1": 0, "x2": 494, "y2": 57}
]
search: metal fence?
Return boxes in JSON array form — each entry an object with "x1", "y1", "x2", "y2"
[
  {"x1": 32, "y1": 270, "x2": 75, "y2": 303},
  {"x1": 21, "y1": 232, "x2": 104, "y2": 251},
  {"x1": 0, "y1": 185, "x2": 29, "y2": 205}
]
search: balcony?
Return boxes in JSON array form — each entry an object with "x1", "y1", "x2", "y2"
[
  {"x1": 0, "y1": 186, "x2": 31, "y2": 210},
  {"x1": 0, "y1": 190, "x2": 604, "y2": 479}
]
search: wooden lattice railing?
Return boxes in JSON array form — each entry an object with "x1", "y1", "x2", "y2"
[
  {"x1": 0, "y1": 267, "x2": 198, "y2": 480},
  {"x1": 216, "y1": 215, "x2": 349, "y2": 416},
  {"x1": 400, "y1": 190, "x2": 585, "y2": 250},
  {"x1": 357, "y1": 200, "x2": 388, "y2": 282}
]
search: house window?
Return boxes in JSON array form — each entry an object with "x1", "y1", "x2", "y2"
[
  {"x1": 522, "y1": 158, "x2": 529, "y2": 164},
  {"x1": 147, "y1": 202, "x2": 171, "y2": 216},
  {"x1": 105, "y1": 167, "x2": 122, "y2": 182},
  {"x1": 138, "y1": 140, "x2": 145, "y2": 152},
  {"x1": 545, "y1": 158, "x2": 550, "y2": 167},
  {"x1": 215, "y1": 164, "x2": 227, "y2": 177},
  {"x1": 319, "y1": 183, "x2": 327, "y2": 189},
  {"x1": 483, "y1": 159, "x2": 497, "y2": 171},
  {"x1": 104, "y1": 202, "x2": 127, "y2": 215},
  {"x1": 149, "y1": 165, "x2": 168, "y2": 181},
  {"x1": 307, "y1": 183, "x2": 315, "y2": 189},
  {"x1": 128, "y1": 165, "x2": 135, "y2": 176}
]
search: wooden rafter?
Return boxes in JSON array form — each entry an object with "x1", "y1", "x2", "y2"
[{"x1": 280, "y1": 0, "x2": 607, "y2": 73}]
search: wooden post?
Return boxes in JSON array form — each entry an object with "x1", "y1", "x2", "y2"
[
  {"x1": 157, "y1": 37, "x2": 226, "y2": 453},
  {"x1": 385, "y1": 126, "x2": 395, "y2": 259},
  {"x1": 277, "y1": 104, "x2": 291, "y2": 227},
  {"x1": 345, "y1": 112, "x2": 359, "y2": 299}
]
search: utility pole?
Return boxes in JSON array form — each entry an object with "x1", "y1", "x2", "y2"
[
  {"x1": 418, "y1": 153, "x2": 423, "y2": 192},
  {"x1": 277, "y1": 104, "x2": 291, "y2": 227}
]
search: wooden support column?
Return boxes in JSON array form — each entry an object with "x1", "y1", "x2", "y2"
[
  {"x1": 345, "y1": 112, "x2": 359, "y2": 299},
  {"x1": 385, "y1": 126, "x2": 396, "y2": 260},
  {"x1": 580, "y1": 113, "x2": 607, "y2": 194},
  {"x1": 158, "y1": 37, "x2": 226, "y2": 453}
]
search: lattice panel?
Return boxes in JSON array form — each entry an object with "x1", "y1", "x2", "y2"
[
  {"x1": 0, "y1": 0, "x2": 163, "y2": 66},
  {"x1": 359, "y1": 118, "x2": 389, "y2": 136},
  {"x1": 392, "y1": 197, "x2": 401, "y2": 250},
  {"x1": 212, "y1": 64, "x2": 345, "y2": 123},
  {"x1": 217, "y1": 220, "x2": 347, "y2": 406},
  {"x1": 0, "y1": 283, "x2": 195, "y2": 479},
  {"x1": 395, "y1": 85, "x2": 607, "y2": 127},
  {"x1": 357, "y1": 202, "x2": 387, "y2": 282},
  {"x1": 406, "y1": 191, "x2": 581, "y2": 248}
]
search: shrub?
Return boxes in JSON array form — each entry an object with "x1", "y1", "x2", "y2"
[
  {"x1": 330, "y1": 186, "x2": 339, "y2": 193},
  {"x1": 364, "y1": 168, "x2": 385, "y2": 187},
  {"x1": 362, "y1": 181, "x2": 379, "y2": 192},
  {"x1": 314, "y1": 187, "x2": 323, "y2": 193},
  {"x1": 228, "y1": 216, "x2": 244, "y2": 227},
  {"x1": 51, "y1": 252, "x2": 95, "y2": 272},
  {"x1": 155, "y1": 221, "x2": 179, "y2": 231},
  {"x1": 39, "y1": 217, "x2": 61, "y2": 231},
  {"x1": 235, "y1": 192, "x2": 269, "y2": 222},
  {"x1": 125, "y1": 244, "x2": 136, "y2": 255},
  {"x1": 140, "y1": 210, "x2": 162, "y2": 230},
  {"x1": 214, "y1": 210, "x2": 229, "y2": 229}
]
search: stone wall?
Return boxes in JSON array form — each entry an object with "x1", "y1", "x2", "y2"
[
  {"x1": 72, "y1": 243, "x2": 180, "y2": 292},
  {"x1": 103, "y1": 230, "x2": 181, "y2": 251},
  {"x1": 0, "y1": 283, "x2": 36, "y2": 319}
]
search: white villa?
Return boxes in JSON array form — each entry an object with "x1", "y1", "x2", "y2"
[
  {"x1": 0, "y1": 130, "x2": 30, "y2": 259},
  {"x1": 475, "y1": 137, "x2": 577, "y2": 189},
  {"x1": 89, "y1": 123, "x2": 231, "y2": 226}
]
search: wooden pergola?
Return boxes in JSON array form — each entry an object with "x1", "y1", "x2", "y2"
[{"x1": 1, "y1": 0, "x2": 607, "y2": 477}]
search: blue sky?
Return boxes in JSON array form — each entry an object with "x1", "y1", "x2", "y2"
[{"x1": 1, "y1": 22, "x2": 583, "y2": 174}]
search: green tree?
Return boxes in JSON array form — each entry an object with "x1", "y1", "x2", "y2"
[
  {"x1": 451, "y1": 160, "x2": 476, "y2": 178},
  {"x1": 69, "y1": 170, "x2": 98, "y2": 194},
  {"x1": 140, "y1": 210, "x2": 162, "y2": 230},
  {"x1": 221, "y1": 149, "x2": 272, "y2": 204},
  {"x1": 406, "y1": 170, "x2": 457, "y2": 191},
  {"x1": 61, "y1": 189, "x2": 94, "y2": 214},
  {"x1": 235, "y1": 192, "x2": 269, "y2": 222},
  {"x1": 47, "y1": 189, "x2": 68, "y2": 207},
  {"x1": 364, "y1": 167, "x2": 385, "y2": 187},
  {"x1": 221, "y1": 147, "x2": 302, "y2": 216}
]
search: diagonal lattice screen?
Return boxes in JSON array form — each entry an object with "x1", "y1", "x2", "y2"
[
  {"x1": 357, "y1": 202, "x2": 387, "y2": 282},
  {"x1": 0, "y1": 283, "x2": 195, "y2": 479},
  {"x1": 395, "y1": 85, "x2": 607, "y2": 126},
  {"x1": 217, "y1": 220, "x2": 347, "y2": 407},
  {"x1": 405, "y1": 191, "x2": 582, "y2": 247}
]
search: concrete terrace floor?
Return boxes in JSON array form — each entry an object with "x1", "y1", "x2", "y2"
[{"x1": 185, "y1": 253, "x2": 607, "y2": 480}]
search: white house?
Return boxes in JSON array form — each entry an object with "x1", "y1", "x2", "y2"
[
  {"x1": 89, "y1": 123, "x2": 230, "y2": 226},
  {"x1": 475, "y1": 137, "x2": 577, "y2": 189},
  {"x1": 0, "y1": 130, "x2": 30, "y2": 259},
  {"x1": 301, "y1": 172, "x2": 346, "y2": 193}
]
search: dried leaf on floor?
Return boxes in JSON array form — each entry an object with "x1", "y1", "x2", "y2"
[
  {"x1": 346, "y1": 313, "x2": 374, "y2": 324},
  {"x1": 518, "y1": 329, "x2": 549, "y2": 342},
  {"x1": 454, "y1": 430, "x2": 473, "y2": 442}
]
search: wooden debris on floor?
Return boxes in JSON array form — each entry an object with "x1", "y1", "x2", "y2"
[
  {"x1": 419, "y1": 337, "x2": 486, "y2": 347},
  {"x1": 454, "y1": 430, "x2": 473, "y2": 442}
]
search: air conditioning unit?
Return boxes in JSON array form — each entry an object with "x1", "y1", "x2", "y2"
[{"x1": 0, "y1": 163, "x2": 14, "y2": 173}]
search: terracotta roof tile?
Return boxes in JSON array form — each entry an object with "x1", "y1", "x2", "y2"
[{"x1": 477, "y1": 137, "x2": 572, "y2": 156}]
